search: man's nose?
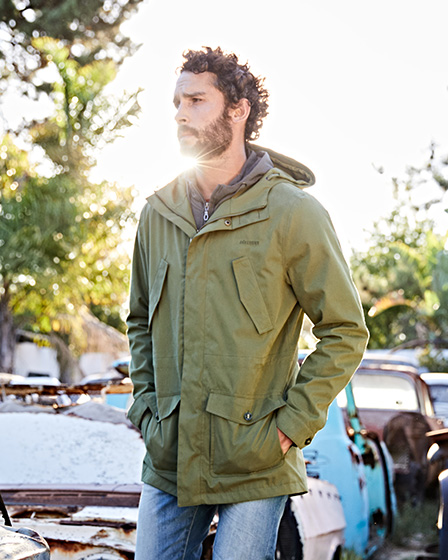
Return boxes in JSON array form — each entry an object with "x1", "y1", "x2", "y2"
[{"x1": 175, "y1": 102, "x2": 188, "y2": 124}]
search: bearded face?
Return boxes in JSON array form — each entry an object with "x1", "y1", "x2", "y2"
[{"x1": 177, "y1": 107, "x2": 233, "y2": 160}]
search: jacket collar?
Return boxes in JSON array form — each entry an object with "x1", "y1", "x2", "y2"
[
  {"x1": 147, "y1": 147, "x2": 314, "y2": 236},
  {"x1": 148, "y1": 171, "x2": 274, "y2": 235},
  {"x1": 148, "y1": 177, "x2": 197, "y2": 238}
]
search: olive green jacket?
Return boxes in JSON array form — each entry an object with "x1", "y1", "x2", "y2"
[{"x1": 127, "y1": 147, "x2": 369, "y2": 507}]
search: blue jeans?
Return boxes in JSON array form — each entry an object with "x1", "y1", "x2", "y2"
[{"x1": 135, "y1": 484, "x2": 288, "y2": 560}]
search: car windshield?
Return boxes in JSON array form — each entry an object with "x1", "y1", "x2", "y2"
[{"x1": 350, "y1": 373, "x2": 419, "y2": 411}]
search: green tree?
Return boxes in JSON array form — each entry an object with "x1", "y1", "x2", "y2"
[
  {"x1": 352, "y1": 147, "x2": 448, "y2": 368},
  {"x1": 0, "y1": 135, "x2": 77, "y2": 371},
  {"x1": 0, "y1": 0, "x2": 142, "y2": 88},
  {"x1": 0, "y1": 23, "x2": 141, "y2": 373}
]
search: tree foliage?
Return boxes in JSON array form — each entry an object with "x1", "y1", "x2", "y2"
[
  {"x1": 0, "y1": 0, "x2": 141, "y2": 85},
  {"x1": 0, "y1": 1, "x2": 143, "y2": 373},
  {"x1": 351, "y1": 146, "x2": 448, "y2": 369}
]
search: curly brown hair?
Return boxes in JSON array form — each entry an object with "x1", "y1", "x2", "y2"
[{"x1": 180, "y1": 47, "x2": 269, "y2": 142}]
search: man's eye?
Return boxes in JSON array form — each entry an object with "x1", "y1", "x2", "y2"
[{"x1": 192, "y1": 98, "x2": 202, "y2": 103}]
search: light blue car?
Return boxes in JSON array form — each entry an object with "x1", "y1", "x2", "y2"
[{"x1": 303, "y1": 382, "x2": 396, "y2": 558}]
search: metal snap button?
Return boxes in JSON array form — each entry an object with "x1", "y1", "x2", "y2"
[
  {"x1": 244, "y1": 412, "x2": 252, "y2": 422},
  {"x1": 224, "y1": 219, "x2": 231, "y2": 226},
  {"x1": 304, "y1": 437, "x2": 312, "y2": 446}
]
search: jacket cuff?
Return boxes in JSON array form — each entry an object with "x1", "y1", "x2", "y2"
[{"x1": 276, "y1": 407, "x2": 314, "y2": 449}]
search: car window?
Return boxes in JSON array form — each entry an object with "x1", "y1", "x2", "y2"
[
  {"x1": 427, "y1": 384, "x2": 448, "y2": 418},
  {"x1": 350, "y1": 373, "x2": 419, "y2": 411},
  {"x1": 427, "y1": 384, "x2": 448, "y2": 404}
]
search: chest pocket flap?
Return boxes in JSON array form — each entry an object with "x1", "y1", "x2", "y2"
[
  {"x1": 148, "y1": 258, "x2": 169, "y2": 330},
  {"x1": 232, "y1": 256, "x2": 273, "y2": 335}
]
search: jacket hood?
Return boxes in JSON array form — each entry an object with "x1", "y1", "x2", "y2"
[{"x1": 249, "y1": 143, "x2": 316, "y2": 187}]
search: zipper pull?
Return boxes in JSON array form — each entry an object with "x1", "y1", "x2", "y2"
[{"x1": 203, "y1": 201, "x2": 210, "y2": 223}]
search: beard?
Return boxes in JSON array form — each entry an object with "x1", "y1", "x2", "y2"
[{"x1": 178, "y1": 110, "x2": 233, "y2": 160}]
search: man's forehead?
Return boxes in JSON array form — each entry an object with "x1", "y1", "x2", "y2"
[{"x1": 174, "y1": 71, "x2": 218, "y2": 96}]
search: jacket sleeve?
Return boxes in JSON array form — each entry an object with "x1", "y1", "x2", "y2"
[
  {"x1": 276, "y1": 193, "x2": 369, "y2": 448},
  {"x1": 126, "y1": 210, "x2": 155, "y2": 430}
]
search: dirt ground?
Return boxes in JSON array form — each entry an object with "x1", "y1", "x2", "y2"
[
  {"x1": 373, "y1": 537, "x2": 438, "y2": 560},
  {"x1": 370, "y1": 494, "x2": 440, "y2": 560},
  {"x1": 374, "y1": 544, "x2": 426, "y2": 560}
]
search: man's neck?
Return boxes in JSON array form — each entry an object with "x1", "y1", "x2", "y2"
[{"x1": 194, "y1": 145, "x2": 247, "y2": 201}]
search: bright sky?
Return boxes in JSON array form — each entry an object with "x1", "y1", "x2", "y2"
[{"x1": 46, "y1": 2, "x2": 448, "y2": 254}]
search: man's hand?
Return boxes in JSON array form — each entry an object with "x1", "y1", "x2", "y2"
[{"x1": 277, "y1": 427, "x2": 293, "y2": 454}]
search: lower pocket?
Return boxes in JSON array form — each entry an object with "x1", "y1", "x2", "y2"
[
  {"x1": 145, "y1": 395, "x2": 180, "y2": 473},
  {"x1": 207, "y1": 393, "x2": 285, "y2": 476}
]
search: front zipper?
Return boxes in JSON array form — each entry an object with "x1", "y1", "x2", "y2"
[{"x1": 203, "y1": 201, "x2": 210, "y2": 223}]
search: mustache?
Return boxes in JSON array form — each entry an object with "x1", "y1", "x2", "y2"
[{"x1": 177, "y1": 125, "x2": 199, "y2": 139}]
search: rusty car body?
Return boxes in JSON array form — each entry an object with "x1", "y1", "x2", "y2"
[
  {"x1": 1, "y1": 490, "x2": 51, "y2": 560},
  {"x1": 0, "y1": 386, "x2": 346, "y2": 560},
  {"x1": 0, "y1": 524, "x2": 51, "y2": 560},
  {"x1": 303, "y1": 385, "x2": 396, "y2": 559},
  {"x1": 0, "y1": 399, "x2": 144, "y2": 560},
  {"x1": 276, "y1": 478, "x2": 346, "y2": 560},
  {"x1": 348, "y1": 365, "x2": 444, "y2": 502}
]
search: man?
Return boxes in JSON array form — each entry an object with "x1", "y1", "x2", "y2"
[{"x1": 127, "y1": 46, "x2": 369, "y2": 560}]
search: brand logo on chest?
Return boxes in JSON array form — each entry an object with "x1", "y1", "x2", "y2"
[{"x1": 239, "y1": 240, "x2": 260, "y2": 246}]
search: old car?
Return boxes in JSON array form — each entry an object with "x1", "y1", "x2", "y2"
[
  {"x1": 359, "y1": 349, "x2": 423, "y2": 374},
  {"x1": 2, "y1": 490, "x2": 51, "y2": 560},
  {"x1": 425, "y1": 427, "x2": 448, "y2": 560},
  {"x1": 0, "y1": 525, "x2": 51, "y2": 560},
  {"x1": 276, "y1": 479, "x2": 346, "y2": 560},
  {"x1": 0, "y1": 388, "x2": 346, "y2": 560},
  {"x1": 303, "y1": 382, "x2": 396, "y2": 559},
  {"x1": 347, "y1": 365, "x2": 444, "y2": 503},
  {"x1": 0, "y1": 399, "x2": 144, "y2": 560}
]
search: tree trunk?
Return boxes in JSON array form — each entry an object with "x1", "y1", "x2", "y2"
[{"x1": 0, "y1": 287, "x2": 15, "y2": 373}]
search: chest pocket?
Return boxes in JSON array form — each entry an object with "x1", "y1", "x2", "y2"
[
  {"x1": 232, "y1": 256, "x2": 273, "y2": 335},
  {"x1": 147, "y1": 258, "x2": 169, "y2": 331}
]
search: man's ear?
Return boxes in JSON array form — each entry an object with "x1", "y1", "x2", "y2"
[{"x1": 230, "y1": 98, "x2": 251, "y2": 123}]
